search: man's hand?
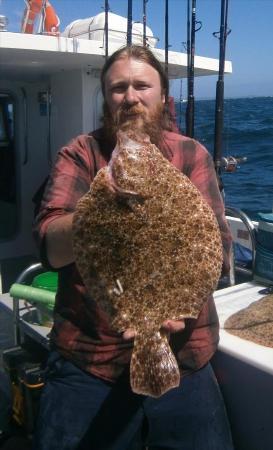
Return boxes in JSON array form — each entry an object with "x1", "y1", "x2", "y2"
[
  {"x1": 123, "y1": 329, "x2": 137, "y2": 340},
  {"x1": 161, "y1": 319, "x2": 185, "y2": 334},
  {"x1": 122, "y1": 319, "x2": 185, "y2": 341}
]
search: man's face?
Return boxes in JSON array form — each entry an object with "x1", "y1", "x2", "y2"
[{"x1": 104, "y1": 56, "x2": 165, "y2": 128}]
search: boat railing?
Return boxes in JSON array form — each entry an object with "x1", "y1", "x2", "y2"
[
  {"x1": 225, "y1": 206, "x2": 256, "y2": 285},
  {"x1": 11, "y1": 263, "x2": 44, "y2": 345}
]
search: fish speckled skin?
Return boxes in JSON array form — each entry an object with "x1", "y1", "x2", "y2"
[
  {"x1": 72, "y1": 131, "x2": 223, "y2": 397},
  {"x1": 224, "y1": 294, "x2": 273, "y2": 347}
]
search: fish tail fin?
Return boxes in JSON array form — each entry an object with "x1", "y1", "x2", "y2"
[{"x1": 130, "y1": 330, "x2": 180, "y2": 397}]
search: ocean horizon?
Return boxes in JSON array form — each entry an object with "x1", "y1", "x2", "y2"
[
  {"x1": 176, "y1": 94, "x2": 273, "y2": 102},
  {"x1": 176, "y1": 96, "x2": 273, "y2": 219}
]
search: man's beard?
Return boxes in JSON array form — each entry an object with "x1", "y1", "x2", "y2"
[{"x1": 102, "y1": 102, "x2": 165, "y2": 148}]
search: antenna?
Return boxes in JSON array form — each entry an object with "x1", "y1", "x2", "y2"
[
  {"x1": 127, "y1": 0, "x2": 133, "y2": 45},
  {"x1": 104, "y1": 0, "x2": 109, "y2": 58},
  {"x1": 143, "y1": 0, "x2": 148, "y2": 46},
  {"x1": 164, "y1": 0, "x2": 169, "y2": 102}
]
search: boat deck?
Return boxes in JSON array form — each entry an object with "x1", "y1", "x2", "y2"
[{"x1": 214, "y1": 281, "x2": 273, "y2": 375}]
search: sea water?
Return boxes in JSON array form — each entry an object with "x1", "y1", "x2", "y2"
[{"x1": 176, "y1": 96, "x2": 273, "y2": 220}]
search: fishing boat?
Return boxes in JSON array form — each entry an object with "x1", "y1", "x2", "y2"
[{"x1": 0, "y1": 1, "x2": 272, "y2": 449}]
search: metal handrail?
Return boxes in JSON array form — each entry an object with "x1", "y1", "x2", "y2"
[
  {"x1": 12, "y1": 263, "x2": 43, "y2": 344},
  {"x1": 225, "y1": 206, "x2": 256, "y2": 282}
]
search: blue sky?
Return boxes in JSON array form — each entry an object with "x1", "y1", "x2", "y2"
[{"x1": 2, "y1": 0, "x2": 273, "y2": 99}]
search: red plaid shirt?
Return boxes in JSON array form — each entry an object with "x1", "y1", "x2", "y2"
[{"x1": 33, "y1": 128, "x2": 232, "y2": 382}]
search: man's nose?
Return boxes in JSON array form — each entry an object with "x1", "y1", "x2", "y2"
[{"x1": 124, "y1": 86, "x2": 139, "y2": 105}]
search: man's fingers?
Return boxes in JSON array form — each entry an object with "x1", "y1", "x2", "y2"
[
  {"x1": 122, "y1": 320, "x2": 185, "y2": 340},
  {"x1": 122, "y1": 328, "x2": 136, "y2": 340},
  {"x1": 161, "y1": 319, "x2": 185, "y2": 334}
]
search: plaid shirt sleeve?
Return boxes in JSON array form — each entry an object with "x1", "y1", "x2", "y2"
[
  {"x1": 33, "y1": 134, "x2": 98, "y2": 268},
  {"x1": 184, "y1": 139, "x2": 232, "y2": 276}
]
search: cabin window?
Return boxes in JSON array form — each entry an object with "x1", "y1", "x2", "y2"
[{"x1": 0, "y1": 94, "x2": 18, "y2": 240}]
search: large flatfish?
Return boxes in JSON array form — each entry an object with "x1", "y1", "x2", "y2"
[
  {"x1": 224, "y1": 294, "x2": 273, "y2": 347},
  {"x1": 72, "y1": 130, "x2": 223, "y2": 397}
]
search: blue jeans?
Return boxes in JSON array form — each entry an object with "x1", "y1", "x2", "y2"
[{"x1": 33, "y1": 352, "x2": 234, "y2": 450}]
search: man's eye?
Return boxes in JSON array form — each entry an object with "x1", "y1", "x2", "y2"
[
  {"x1": 136, "y1": 84, "x2": 148, "y2": 90},
  {"x1": 111, "y1": 85, "x2": 126, "y2": 93}
]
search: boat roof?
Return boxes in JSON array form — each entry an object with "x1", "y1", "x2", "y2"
[{"x1": 0, "y1": 32, "x2": 232, "y2": 81}]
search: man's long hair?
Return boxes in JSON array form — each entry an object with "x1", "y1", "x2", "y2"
[{"x1": 100, "y1": 45, "x2": 173, "y2": 132}]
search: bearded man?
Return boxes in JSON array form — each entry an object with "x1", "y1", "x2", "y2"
[{"x1": 33, "y1": 45, "x2": 233, "y2": 450}]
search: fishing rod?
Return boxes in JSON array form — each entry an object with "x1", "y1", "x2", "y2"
[
  {"x1": 143, "y1": 0, "x2": 148, "y2": 46},
  {"x1": 185, "y1": 0, "x2": 191, "y2": 135},
  {"x1": 179, "y1": 41, "x2": 187, "y2": 132},
  {"x1": 179, "y1": 77, "x2": 183, "y2": 132},
  {"x1": 127, "y1": 0, "x2": 133, "y2": 46},
  {"x1": 185, "y1": 0, "x2": 202, "y2": 138},
  {"x1": 164, "y1": 0, "x2": 169, "y2": 105},
  {"x1": 104, "y1": 0, "x2": 109, "y2": 58},
  {"x1": 213, "y1": 0, "x2": 231, "y2": 180},
  {"x1": 164, "y1": 0, "x2": 179, "y2": 130}
]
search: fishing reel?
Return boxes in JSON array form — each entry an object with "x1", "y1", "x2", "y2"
[{"x1": 220, "y1": 156, "x2": 247, "y2": 173}]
